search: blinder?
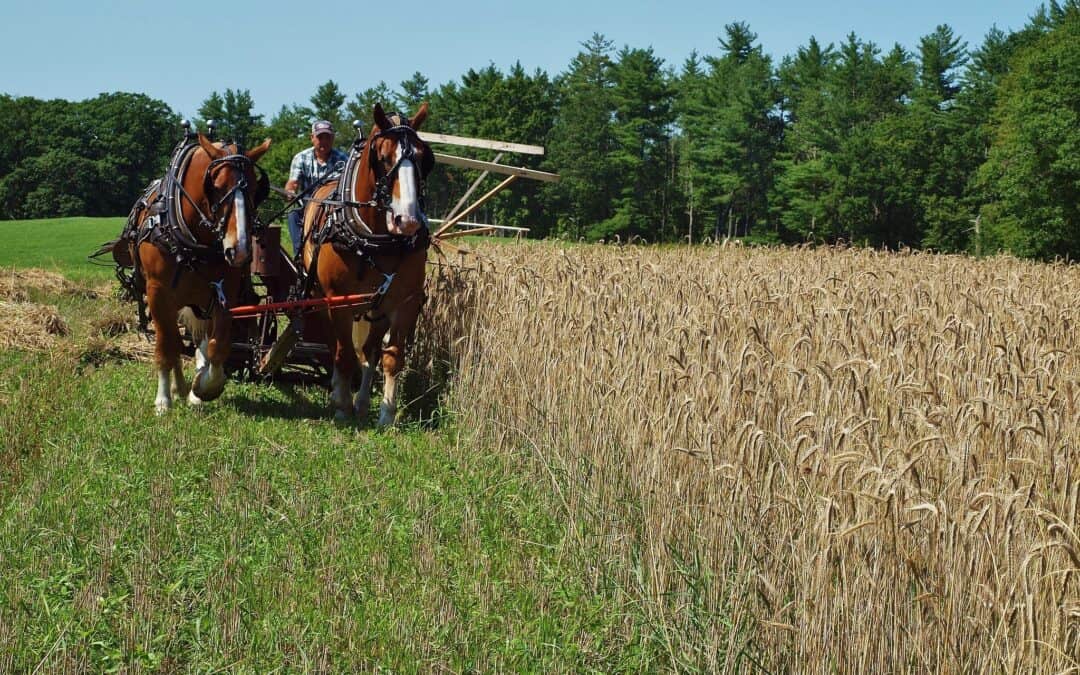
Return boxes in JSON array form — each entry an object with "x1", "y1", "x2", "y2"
[
  {"x1": 254, "y1": 168, "x2": 270, "y2": 206},
  {"x1": 420, "y1": 145, "x2": 435, "y2": 177}
]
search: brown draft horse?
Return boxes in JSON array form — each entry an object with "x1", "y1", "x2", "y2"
[
  {"x1": 303, "y1": 103, "x2": 433, "y2": 425},
  {"x1": 132, "y1": 134, "x2": 271, "y2": 413}
]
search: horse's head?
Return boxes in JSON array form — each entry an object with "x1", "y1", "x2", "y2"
[
  {"x1": 195, "y1": 134, "x2": 272, "y2": 266},
  {"x1": 367, "y1": 102, "x2": 433, "y2": 236}
]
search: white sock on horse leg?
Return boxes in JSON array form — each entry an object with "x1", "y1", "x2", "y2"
[
  {"x1": 354, "y1": 362, "x2": 376, "y2": 418},
  {"x1": 194, "y1": 338, "x2": 209, "y2": 371},
  {"x1": 330, "y1": 368, "x2": 352, "y2": 416},
  {"x1": 378, "y1": 371, "x2": 397, "y2": 427},
  {"x1": 155, "y1": 368, "x2": 172, "y2": 414}
]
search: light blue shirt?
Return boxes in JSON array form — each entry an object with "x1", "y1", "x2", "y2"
[{"x1": 288, "y1": 146, "x2": 349, "y2": 205}]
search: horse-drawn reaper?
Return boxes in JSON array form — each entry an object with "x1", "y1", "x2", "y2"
[{"x1": 97, "y1": 102, "x2": 555, "y2": 425}]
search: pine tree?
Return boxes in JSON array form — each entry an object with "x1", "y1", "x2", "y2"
[
  {"x1": 347, "y1": 81, "x2": 396, "y2": 132},
  {"x1": 674, "y1": 51, "x2": 708, "y2": 242},
  {"x1": 421, "y1": 63, "x2": 556, "y2": 233},
  {"x1": 917, "y1": 25, "x2": 968, "y2": 104},
  {"x1": 599, "y1": 46, "x2": 674, "y2": 241},
  {"x1": 772, "y1": 37, "x2": 840, "y2": 241},
  {"x1": 196, "y1": 92, "x2": 226, "y2": 137},
  {"x1": 549, "y1": 33, "x2": 617, "y2": 239},
  {"x1": 908, "y1": 25, "x2": 972, "y2": 251},
  {"x1": 978, "y1": 6, "x2": 1080, "y2": 259},
  {"x1": 693, "y1": 23, "x2": 782, "y2": 240},
  {"x1": 308, "y1": 80, "x2": 346, "y2": 132},
  {"x1": 195, "y1": 89, "x2": 263, "y2": 145},
  {"x1": 397, "y1": 72, "x2": 430, "y2": 113}
]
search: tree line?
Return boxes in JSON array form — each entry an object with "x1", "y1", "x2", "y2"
[{"x1": 1, "y1": 1, "x2": 1077, "y2": 261}]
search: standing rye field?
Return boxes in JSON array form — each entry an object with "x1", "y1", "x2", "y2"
[{"x1": 441, "y1": 241, "x2": 1079, "y2": 672}]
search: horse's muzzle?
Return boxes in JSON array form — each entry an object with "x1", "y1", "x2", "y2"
[
  {"x1": 224, "y1": 246, "x2": 249, "y2": 267},
  {"x1": 390, "y1": 213, "x2": 423, "y2": 237}
]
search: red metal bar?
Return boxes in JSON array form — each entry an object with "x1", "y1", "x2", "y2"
[{"x1": 230, "y1": 292, "x2": 378, "y2": 317}]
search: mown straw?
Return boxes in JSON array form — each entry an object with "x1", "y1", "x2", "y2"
[
  {"x1": 0, "y1": 267, "x2": 98, "y2": 301},
  {"x1": 0, "y1": 301, "x2": 69, "y2": 351}
]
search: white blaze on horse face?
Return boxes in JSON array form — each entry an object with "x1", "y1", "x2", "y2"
[
  {"x1": 224, "y1": 188, "x2": 250, "y2": 266},
  {"x1": 387, "y1": 143, "x2": 423, "y2": 235}
]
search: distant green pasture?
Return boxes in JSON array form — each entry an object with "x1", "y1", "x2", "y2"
[{"x1": 0, "y1": 217, "x2": 124, "y2": 283}]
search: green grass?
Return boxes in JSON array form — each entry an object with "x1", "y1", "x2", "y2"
[
  {"x1": 0, "y1": 217, "x2": 125, "y2": 284},
  {"x1": 0, "y1": 219, "x2": 667, "y2": 671}
]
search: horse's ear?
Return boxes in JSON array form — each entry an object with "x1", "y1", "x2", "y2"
[
  {"x1": 246, "y1": 138, "x2": 272, "y2": 163},
  {"x1": 197, "y1": 133, "x2": 226, "y2": 159},
  {"x1": 373, "y1": 103, "x2": 392, "y2": 131},
  {"x1": 410, "y1": 102, "x2": 429, "y2": 131}
]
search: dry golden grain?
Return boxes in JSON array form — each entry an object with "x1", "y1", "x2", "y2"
[{"x1": 425, "y1": 241, "x2": 1080, "y2": 672}]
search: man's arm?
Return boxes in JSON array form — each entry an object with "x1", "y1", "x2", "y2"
[{"x1": 285, "y1": 152, "x2": 305, "y2": 198}]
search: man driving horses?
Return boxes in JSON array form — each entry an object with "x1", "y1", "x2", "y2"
[{"x1": 285, "y1": 120, "x2": 348, "y2": 256}]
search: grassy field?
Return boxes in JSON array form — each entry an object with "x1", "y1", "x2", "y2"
[
  {"x1": 0, "y1": 217, "x2": 125, "y2": 284},
  {"x1": 0, "y1": 219, "x2": 670, "y2": 672}
]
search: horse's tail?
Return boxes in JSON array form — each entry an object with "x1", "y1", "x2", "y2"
[
  {"x1": 178, "y1": 307, "x2": 210, "y2": 344},
  {"x1": 89, "y1": 238, "x2": 120, "y2": 259},
  {"x1": 89, "y1": 237, "x2": 135, "y2": 267}
]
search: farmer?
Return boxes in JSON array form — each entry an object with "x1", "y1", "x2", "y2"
[{"x1": 284, "y1": 120, "x2": 348, "y2": 256}]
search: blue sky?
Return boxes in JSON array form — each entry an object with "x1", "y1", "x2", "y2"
[{"x1": 0, "y1": 0, "x2": 1040, "y2": 120}]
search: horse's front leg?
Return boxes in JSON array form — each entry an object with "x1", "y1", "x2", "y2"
[
  {"x1": 378, "y1": 302, "x2": 421, "y2": 427},
  {"x1": 328, "y1": 308, "x2": 359, "y2": 421},
  {"x1": 171, "y1": 360, "x2": 189, "y2": 400},
  {"x1": 353, "y1": 318, "x2": 389, "y2": 422},
  {"x1": 147, "y1": 284, "x2": 181, "y2": 414},
  {"x1": 190, "y1": 307, "x2": 231, "y2": 403},
  {"x1": 377, "y1": 343, "x2": 401, "y2": 427}
]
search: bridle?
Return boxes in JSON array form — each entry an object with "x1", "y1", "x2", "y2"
[
  {"x1": 367, "y1": 123, "x2": 433, "y2": 214},
  {"x1": 167, "y1": 146, "x2": 266, "y2": 247},
  {"x1": 197, "y1": 152, "x2": 266, "y2": 241}
]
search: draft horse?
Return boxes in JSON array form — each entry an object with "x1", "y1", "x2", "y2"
[
  {"x1": 303, "y1": 102, "x2": 434, "y2": 425},
  {"x1": 128, "y1": 133, "x2": 271, "y2": 413}
]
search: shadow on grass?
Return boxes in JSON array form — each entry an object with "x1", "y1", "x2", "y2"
[{"x1": 226, "y1": 382, "x2": 329, "y2": 421}]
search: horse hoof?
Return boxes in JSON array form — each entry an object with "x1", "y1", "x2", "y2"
[
  {"x1": 377, "y1": 409, "x2": 396, "y2": 428},
  {"x1": 354, "y1": 402, "x2": 370, "y2": 422},
  {"x1": 187, "y1": 390, "x2": 205, "y2": 406},
  {"x1": 334, "y1": 409, "x2": 352, "y2": 423},
  {"x1": 155, "y1": 400, "x2": 170, "y2": 416},
  {"x1": 191, "y1": 370, "x2": 225, "y2": 402},
  {"x1": 194, "y1": 387, "x2": 223, "y2": 403}
]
